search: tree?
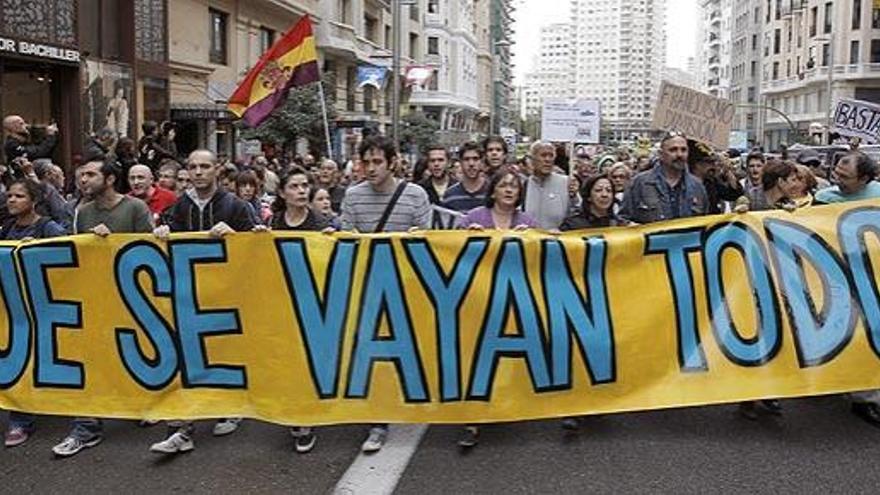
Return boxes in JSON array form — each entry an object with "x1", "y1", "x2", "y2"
[
  {"x1": 399, "y1": 111, "x2": 440, "y2": 154},
  {"x1": 238, "y1": 72, "x2": 337, "y2": 157}
]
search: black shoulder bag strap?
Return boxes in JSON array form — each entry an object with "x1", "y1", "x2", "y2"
[{"x1": 374, "y1": 181, "x2": 408, "y2": 233}]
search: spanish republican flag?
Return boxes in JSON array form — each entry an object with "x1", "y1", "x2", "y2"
[{"x1": 228, "y1": 16, "x2": 320, "y2": 127}]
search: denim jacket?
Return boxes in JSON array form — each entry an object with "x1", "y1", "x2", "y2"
[{"x1": 620, "y1": 161, "x2": 708, "y2": 224}]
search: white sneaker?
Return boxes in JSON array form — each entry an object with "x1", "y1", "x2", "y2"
[
  {"x1": 212, "y1": 418, "x2": 242, "y2": 437},
  {"x1": 149, "y1": 431, "x2": 194, "y2": 454},
  {"x1": 361, "y1": 427, "x2": 387, "y2": 453},
  {"x1": 52, "y1": 435, "x2": 102, "y2": 458}
]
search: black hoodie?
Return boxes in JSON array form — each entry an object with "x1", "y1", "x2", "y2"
[{"x1": 164, "y1": 189, "x2": 255, "y2": 233}]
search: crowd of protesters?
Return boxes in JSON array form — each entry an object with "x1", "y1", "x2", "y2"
[{"x1": 3, "y1": 111, "x2": 880, "y2": 457}]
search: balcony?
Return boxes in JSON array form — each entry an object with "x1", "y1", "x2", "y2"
[
  {"x1": 316, "y1": 20, "x2": 389, "y2": 63},
  {"x1": 760, "y1": 63, "x2": 880, "y2": 94}
]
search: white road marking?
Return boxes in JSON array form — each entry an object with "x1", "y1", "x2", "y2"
[{"x1": 333, "y1": 424, "x2": 428, "y2": 495}]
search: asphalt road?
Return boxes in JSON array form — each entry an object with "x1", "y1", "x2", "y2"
[{"x1": 2, "y1": 396, "x2": 879, "y2": 494}]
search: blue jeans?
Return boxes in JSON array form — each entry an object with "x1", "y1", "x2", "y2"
[
  {"x1": 69, "y1": 417, "x2": 103, "y2": 441},
  {"x1": 8, "y1": 412, "x2": 34, "y2": 430}
]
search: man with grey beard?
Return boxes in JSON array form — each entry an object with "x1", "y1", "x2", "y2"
[{"x1": 620, "y1": 133, "x2": 708, "y2": 224}]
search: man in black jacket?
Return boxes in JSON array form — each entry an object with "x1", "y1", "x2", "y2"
[
  {"x1": 157, "y1": 149, "x2": 255, "y2": 234},
  {"x1": 137, "y1": 120, "x2": 175, "y2": 172},
  {"x1": 3, "y1": 115, "x2": 58, "y2": 176},
  {"x1": 149, "y1": 149, "x2": 255, "y2": 455}
]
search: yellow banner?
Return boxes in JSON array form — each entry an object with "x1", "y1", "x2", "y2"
[{"x1": 2, "y1": 201, "x2": 880, "y2": 425}]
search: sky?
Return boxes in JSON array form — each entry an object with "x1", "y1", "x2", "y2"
[{"x1": 512, "y1": 0, "x2": 699, "y2": 83}]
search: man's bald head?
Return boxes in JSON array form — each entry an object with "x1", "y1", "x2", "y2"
[
  {"x1": 188, "y1": 149, "x2": 217, "y2": 166},
  {"x1": 3, "y1": 115, "x2": 26, "y2": 135},
  {"x1": 128, "y1": 164, "x2": 155, "y2": 197},
  {"x1": 186, "y1": 149, "x2": 220, "y2": 193}
]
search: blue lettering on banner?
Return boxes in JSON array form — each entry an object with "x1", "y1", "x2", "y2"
[
  {"x1": 276, "y1": 238, "x2": 359, "y2": 399},
  {"x1": 114, "y1": 242, "x2": 179, "y2": 390},
  {"x1": 765, "y1": 220, "x2": 857, "y2": 367},
  {"x1": 702, "y1": 223, "x2": 782, "y2": 366},
  {"x1": 542, "y1": 237, "x2": 615, "y2": 388},
  {"x1": 838, "y1": 207, "x2": 880, "y2": 357},
  {"x1": 18, "y1": 243, "x2": 84, "y2": 388},
  {"x1": 169, "y1": 241, "x2": 246, "y2": 389},
  {"x1": 346, "y1": 240, "x2": 429, "y2": 402},
  {"x1": 468, "y1": 239, "x2": 551, "y2": 400},
  {"x1": 645, "y1": 228, "x2": 708, "y2": 371},
  {"x1": 403, "y1": 237, "x2": 489, "y2": 402},
  {"x1": 0, "y1": 247, "x2": 31, "y2": 388}
]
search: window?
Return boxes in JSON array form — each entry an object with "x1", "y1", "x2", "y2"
[
  {"x1": 748, "y1": 86, "x2": 756, "y2": 103},
  {"x1": 772, "y1": 61, "x2": 779, "y2": 79},
  {"x1": 346, "y1": 67, "x2": 356, "y2": 111},
  {"x1": 428, "y1": 69, "x2": 439, "y2": 91},
  {"x1": 822, "y1": 43, "x2": 831, "y2": 66},
  {"x1": 851, "y1": 40, "x2": 861, "y2": 63},
  {"x1": 364, "y1": 14, "x2": 378, "y2": 43},
  {"x1": 209, "y1": 9, "x2": 228, "y2": 64},
  {"x1": 874, "y1": 8, "x2": 880, "y2": 28},
  {"x1": 853, "y1": 0, "x2": 862, "y2": 29},
  {"x1": 428, "y1": 0, "x2": 439, "y2": 14},
  {"x1": 810, "y1": 7, "x2": 818, "y2": 37},
  {"x1": 339, "y1": 0, "x2": 351, "y2": 24},
  {"x1": 824, "y1": 2, "x2": 833, "y2": 34},
  {"x1": 872, "y1": 39, "x2": 880, "y2": 63},
  {"x1": 774, "y1": 28, "x2": 781, "y2": 54},
  {"x1": 409, "y1": 33, "x2": 419, "y2": 59},
  {"x1": 259, "y1": 27, "x2": 274, "y2": 54},
  {"x1": 752, "y1": 34, "x2": 757, "y2": 51},
  {"x1": 364, "y1": 86, "x2": 375, "y2": 113},
  {"x1": 427, "y1": 36, "x2": 439, "y2": 55},
  {"x1": 751, "y1": 60, "x2": 757, "y2": 77}
]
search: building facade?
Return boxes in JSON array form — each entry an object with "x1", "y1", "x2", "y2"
[
  {"x1": 521, "y1": 24, "x2": 574, "y2": 118},
  {"x1": 760, "y1": 0, "x2": 880, "y2": 150},
  {"x1": 168, "y1": 0, "x2": 319, "y2": 159},
  {"x1": 0, "y1": 0, "x2": 170, "y2": 169},
  {"x1": 698, "y1": 0, "x2": 732, "y2": 98},
  {"x1": 728, "y1": 0, "x2": 763, "y2": 147},
  {"x1": 490, "y1": 0, "x2": 515, "y2": 135},
  {"x1": 663, "y1": 66, "x2": 700, "y2": 90},
  {"x1": 408, "y1": 0, "x2": 481, "y2": 149},
  {"x1": 569, "y1": 0, "x2": 666, "y2": 139}
]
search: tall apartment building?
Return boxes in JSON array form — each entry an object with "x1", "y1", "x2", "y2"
[
  {"x1": 728, "y1": 0, "x2": 764, "y2": 146},
  {"x1": 475, "y1": 0, "x2": 494, "y2": 132},
  {"x1": 760, "y1": 0, "x2": 880, "y2": 150},
  {"x1": 697, "y1": 0, "x2": 732, "y2": 98},
  {"x1": 570, "y1": 0, "x2": 666, "y2": 139},
  {"x1": 522, "y1": 23, "x2": 574, "y2": 118},
  {"x1": 491, "y1": 0, "x2": 516, "y2": 135}
]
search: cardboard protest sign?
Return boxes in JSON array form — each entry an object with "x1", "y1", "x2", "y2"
[
  {"x1": 652, "y1": 82, "x2": 735, "y2": 149},
  {"x1": 831, "y1": 98, "x2": 880, "y2": 144}
]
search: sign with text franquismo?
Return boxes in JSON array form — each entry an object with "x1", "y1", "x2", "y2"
[{"x1": 2, "y1": 201, "x2": 880, "y2": 425}]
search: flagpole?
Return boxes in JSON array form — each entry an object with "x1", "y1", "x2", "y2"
[{"x1": 317, "y1": 80, "x2": 333, "y2": 161}]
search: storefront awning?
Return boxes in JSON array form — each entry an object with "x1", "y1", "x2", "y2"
[{"x1": 170, "y1": 103, "x2": 234, "y2": 121}]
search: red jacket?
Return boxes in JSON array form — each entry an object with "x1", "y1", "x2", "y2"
[{"x1": 132, "y1": 186, "x2": 177, "y2": 216}]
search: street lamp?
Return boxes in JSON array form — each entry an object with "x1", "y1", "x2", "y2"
[{"x1": 815, "y1": 33, "x2": 835, "y2": 144}]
